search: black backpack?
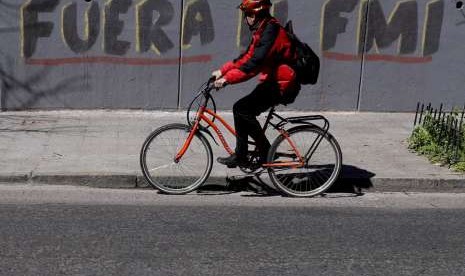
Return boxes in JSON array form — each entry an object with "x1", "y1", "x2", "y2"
[{"x1": 285, "y1": 21, "x2": 320, "y2": 85}]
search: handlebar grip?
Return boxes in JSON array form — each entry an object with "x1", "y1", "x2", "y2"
[{"x1": 208, "y1": 76, "x2": 216, "y2": 83}]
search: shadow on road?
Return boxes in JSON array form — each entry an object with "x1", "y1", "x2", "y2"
[
  {"x1": 327, "y1": 164, "x2": 375, "y2": 194},
  {"x1": 198, "y1": 164, "x2": 375, "y2": 197},
  {"x1": 198, "y1": 177, "x2": 280, "y2": 196}
]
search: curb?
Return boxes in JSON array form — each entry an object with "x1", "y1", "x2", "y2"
[
  {"x1": 1, "y1": 173, "x2": 464, "y2": 193},
  {"x1": 0, "y1": 174, "x2": 138, "y2": 188},
  {"x1": 0, "y1": 174, "x2": 29, "y2": 183},
  {"x1": 367, "y1": 178, "x2": 465, "y2": 192},
  {"x1": 0, "y1": 174, "x2": 229, "y2": 189}
]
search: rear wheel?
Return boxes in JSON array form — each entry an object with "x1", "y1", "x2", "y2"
[
  {"x1": 140, "y1": 124, "x2": 213, "y2": 194},
  {"x1": 267, "y1": 126, "x2": 342, "y2": 197}
]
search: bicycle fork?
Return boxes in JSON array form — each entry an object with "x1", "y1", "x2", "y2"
[{"x1": 174, "y1": 109, "x2": 203, "y2": 162}]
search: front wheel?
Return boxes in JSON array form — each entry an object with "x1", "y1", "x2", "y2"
[
  {"x1": 267, "y1": 126, "x2": 342, "y2": 197},
  {"x1": 140, "y1": 123, "x2": 213, "y2": 194}
]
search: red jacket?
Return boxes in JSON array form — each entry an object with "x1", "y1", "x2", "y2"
[{"x1": 220, "y1": 17, "x2": 298, "y2": 95}]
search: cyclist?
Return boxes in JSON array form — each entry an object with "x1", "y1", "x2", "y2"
[{"x1": 212, "y1": 0, "x2": 300, "y2": 168}]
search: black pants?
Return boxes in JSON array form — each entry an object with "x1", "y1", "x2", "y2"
[{"x1": 233, "y1": 82, "x2": 283, "y2": 160}]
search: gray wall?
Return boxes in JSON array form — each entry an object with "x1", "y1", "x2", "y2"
[{"x1": 0, "y1": 0, "x2": 463, "y2": 111}]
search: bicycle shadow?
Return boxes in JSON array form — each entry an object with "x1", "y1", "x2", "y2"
[
  {"x1": 197, "y1": 177, "x2": 279, "y2": 196},
  {"x1": 326, "y1": 164, "x2": 375, "y2": 195},
  {"x1": 198, "y1": 164, "x2": 375, "y2": 197},
  {"x1": 197, "y1": 175, "x2": 280, "y2": 196}
]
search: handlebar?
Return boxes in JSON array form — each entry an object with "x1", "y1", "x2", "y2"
[
  {"x1": 205, "y1": 76, "x2": 228, "y2": 93},
  {"x1": 208, "y1": 76, "x2": 216, "y2": 84}
]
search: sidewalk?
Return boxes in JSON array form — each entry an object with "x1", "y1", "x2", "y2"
[{"x1": 0, "y1": 110, "x2": 464, "y2": 192}]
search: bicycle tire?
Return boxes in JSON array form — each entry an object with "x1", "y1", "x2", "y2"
[
  {"x1": 140, "y1": 123, "x2": 213, "y2": 194},
  {"x1": 267, "y1": 125, "x2": 342, "y2": 197}
]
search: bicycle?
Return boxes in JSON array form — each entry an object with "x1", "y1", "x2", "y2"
[{"x1": 140, "y1": 78, "x2": 342, "y2": 197}]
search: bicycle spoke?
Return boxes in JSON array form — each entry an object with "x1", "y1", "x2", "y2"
[
  {"x1": 148, "y1": 163, "x2": 174, "y2": 172},
  {"x1": 268, "y1": 126, "x2": 341, "y2": 197},
  {"x1": 141, "y1": 124, "x2": 212, "y2": 194}
]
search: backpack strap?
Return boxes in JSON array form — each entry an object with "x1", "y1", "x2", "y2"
[
  {"x1": 256, "y1": 17, "x2": 278, "y2": 35},
  {"x1": 284, "y1": 20, "x2": 294, "y2": 34}
]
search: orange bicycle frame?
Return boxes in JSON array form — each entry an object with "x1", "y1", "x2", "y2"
[
  {"x1": 175, "y1": 106, "x2": 305, "y2": 168},
  {"x1": 175, "y1": 107, "x2": 236, "y2": 161}
]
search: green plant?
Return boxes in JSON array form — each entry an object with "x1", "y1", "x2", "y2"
[
  {"x1": 408, "y1": 126, "x2": 432, "y2": 150},
  {"x1": 408, "y1": 112, "x2": 465, "y2": 173},
  {"x1": 452, "y1": 162, "x2": 465, "y2": 172}
]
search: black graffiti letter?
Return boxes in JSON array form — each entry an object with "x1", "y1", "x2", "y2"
[
  {"x1": 321, "y1": 0, "x2": 358, "y2": 51},
  {"x1": 62, "y1": 2, "x2": 100, "y2": 53},
  {"x1": 136, "y1": 0, "x2": 174, "y2": 54},
  {"x1": 104, "y1": 0, "x2": 132, "y2": 55},
  {"x1": 182, "y1": 0, "x2": 214, "y2": 47},
  {"x1": 360, "y1": 0, "x2": 418, "y2": 55},
  {"x1": 423, "y1": 0, "x2": 443, "y2": 56},
  {"x1": 21, "y1": 0, "x2": 60, "y2": 58}
]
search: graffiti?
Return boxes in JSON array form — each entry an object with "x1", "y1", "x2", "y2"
[
  {"x1": 322, "y1": 0, "x2": 444, "y2": 61},
  {"x1": 136, "y1": 0, "x2": 175, "y2": 54},
  {"x1": 20, "y1": 0, "x2": 213, "y2": 59},
  {"x1": 62, "y1": 1, "x2": 99, "y2": 53},
  {"x1": 20, "y1": 0, "x2": 287, "y2": 58},
  {"x1": 422, "y1": 0, "x2": 443, "y2": 56},
  {"x1": 360, "y1": 0, "x2": 419, "y2": 55},
  {"x1": 2, "y1": 0, "x2": 463, "y2": 111},
  {"x1": 103, "y1": 0, "x2": 132, "y2": 55},
  {"x1": 322, "y1": 0, "x2": 359, "y2": 53},
  {"x1": 19, "y1": 0, "x2": 446, "y2": 64},
  {"x1": 182, "y1": 0, "x2": 214, "y2": 49},
  {"x1": 21, "y1": 0, "x2": 60, "y2": 59}
]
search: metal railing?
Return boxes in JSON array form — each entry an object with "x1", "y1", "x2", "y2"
[{"x1": 414, "y1": 102, "x2": 465, "y2": 164}]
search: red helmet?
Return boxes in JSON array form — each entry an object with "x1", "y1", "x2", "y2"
[{"x1": 238, "y1": 0, "x2": 272, "y2": 15}]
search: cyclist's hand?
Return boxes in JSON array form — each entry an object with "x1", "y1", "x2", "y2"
[
  {"x1": 211, "y1": 70, "x2": 222, "y2": 80},
  {"x1": 214, "y1": 78, "x2": 228, "y2": 89}
]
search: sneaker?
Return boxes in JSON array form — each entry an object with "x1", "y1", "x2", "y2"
[{"x1": 217, "y1": 154, "x2": 248, "y2": 168}]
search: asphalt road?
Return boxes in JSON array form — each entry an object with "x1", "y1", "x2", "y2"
[{"x1": 1, "y1": 185, "x2": 465, "y2": 276}]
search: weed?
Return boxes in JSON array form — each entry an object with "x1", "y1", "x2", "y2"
[{"x1": 408, "y1": 111, "x2": 465, "y2": 173}]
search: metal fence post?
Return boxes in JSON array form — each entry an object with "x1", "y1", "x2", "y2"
[
  {"x1": 0, "y1": 78, "x2": 4, "y2": 112},
  {"x1": 460, "y1": 104, "x2": 465, "y2": 129},
  {"x1": 459, "y1": 104, "x2": 465, "y2": 162},
  {"x1": 419, "y1": 103, "x2": 425, "y2": 125},
  {"x1": 454, "y1": 118, "x2": 459, "y2": 163},
  {"x1": 414, "y1": 102, "x2": 420, "y2": 126}
]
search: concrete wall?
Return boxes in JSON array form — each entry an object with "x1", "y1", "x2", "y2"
[{"x1": 0, "y1": 0, "x2": 463, "y2": 111}]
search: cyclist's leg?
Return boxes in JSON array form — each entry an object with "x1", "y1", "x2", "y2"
[{"x1": 233, "y1": 82, "x2": 281, "y2": 162}]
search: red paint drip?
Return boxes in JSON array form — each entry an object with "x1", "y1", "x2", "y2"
[
  {"x1": 323, "y1": 51, "x2": 432, "y2": 64},
  {"x1": 25, "y1": 55, "x2": 212, "y2": 66}
]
